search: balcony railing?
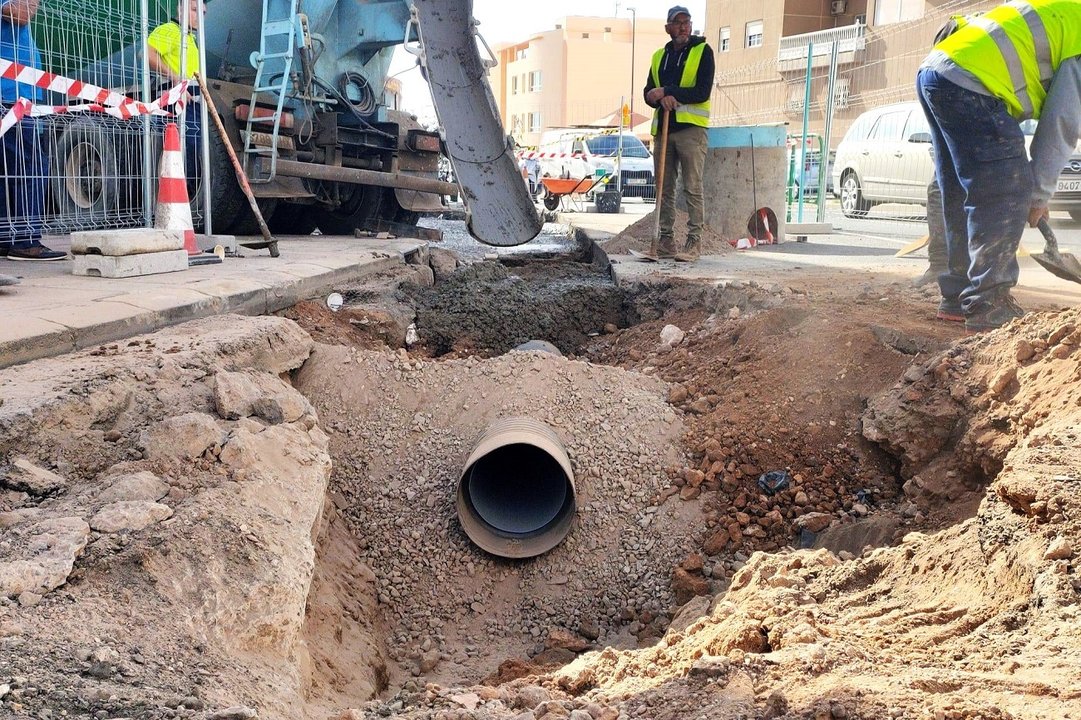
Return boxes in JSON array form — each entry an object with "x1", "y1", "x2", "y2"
[{"x1": 778, "y1": 23, "x2": 866, "y2": 69}]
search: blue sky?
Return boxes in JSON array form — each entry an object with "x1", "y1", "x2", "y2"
[{"x1": 390, "y1": 0, "x2": 707, "y2": 122}]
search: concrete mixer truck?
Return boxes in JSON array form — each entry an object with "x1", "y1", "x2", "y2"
[{"x1": 36, "y1": 0, "x2": 540, "y2": 247}]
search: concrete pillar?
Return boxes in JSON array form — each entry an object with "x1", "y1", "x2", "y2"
[{"x1": 703, "y1": 125, "x2": 788, "y2": 243}]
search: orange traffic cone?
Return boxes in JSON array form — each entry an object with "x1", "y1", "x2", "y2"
[{"x1": 156, "y1": 123, "x2": 219, "y2": 265}]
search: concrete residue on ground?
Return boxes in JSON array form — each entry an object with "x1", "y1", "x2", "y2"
[{"x1": 0, "y1": 253, "x2": 1079, "y2": 720}]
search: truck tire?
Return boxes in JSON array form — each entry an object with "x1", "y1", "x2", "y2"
[
  {"x1": 202, "y1": 125, "x2": 274, "y2": 235},
  {"x1": 49, "y1": 118, "x2": 122, "y2": 223}
]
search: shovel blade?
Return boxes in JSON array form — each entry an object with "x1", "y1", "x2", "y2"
[
  {"x1": 894, "y1": 234, "x2": 929, "y2": 257},
  {"x1": 628, "y1": 249, "x2": 659, "y2": 263},
  {"x1": 1032, "y1": 251, "x2": 1081, "y2": 285}
]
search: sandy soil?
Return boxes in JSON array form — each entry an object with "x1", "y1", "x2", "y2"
[{"x1": 1, "y1": 247, "x2": 1079, "y2": 720}]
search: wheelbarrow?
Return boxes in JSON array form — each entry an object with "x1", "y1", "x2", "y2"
[{"x1": 540, "y1": 175, "x2": 607, "y2": 212}]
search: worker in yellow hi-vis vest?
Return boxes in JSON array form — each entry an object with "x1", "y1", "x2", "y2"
[
  {"x1": 643, "y1": 5, "x2": 714, "y2": 262},
  {"x1": 917, "y1": 0, "x2": 1081, "y2": 332}
]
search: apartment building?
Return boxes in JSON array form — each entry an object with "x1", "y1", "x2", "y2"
[
  {"x1": 702, "y1": 0, "x2": 998, "y2": 141},
  {"x1": 489, "y1": 16, "x2": 669, "y2": 148}
]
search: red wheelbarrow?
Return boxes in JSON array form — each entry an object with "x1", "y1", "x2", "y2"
[{"x1": 540, "y1": 175, "x2": 607, "y2": 212}]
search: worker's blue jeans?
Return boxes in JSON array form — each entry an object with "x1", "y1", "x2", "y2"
[
  {"x1": 916, "y1": 68, "x2": 1031, "y2": 314},
  {"x1": 0, "y1": 115, "x2": 48, "y2": 247}
]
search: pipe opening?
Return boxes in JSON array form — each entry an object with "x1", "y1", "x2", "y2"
[
  {"x1": 457, "y1": 418, "x2": 577, "y2": 558},
  {"x1": 464, "y1": 444, "x2": 571, "y2": 534}
]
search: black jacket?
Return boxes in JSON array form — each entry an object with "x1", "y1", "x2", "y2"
[{"x1": 643, "y1": 36, "x2": 715, "y2": 135}]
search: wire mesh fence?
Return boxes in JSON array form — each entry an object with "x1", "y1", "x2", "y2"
[
  {"x1": 1, "y1": 0, "x2": 204, "y2": 243},
  {"x1": 711, "y1": 0, "x2": 1002, "y2": 236}
]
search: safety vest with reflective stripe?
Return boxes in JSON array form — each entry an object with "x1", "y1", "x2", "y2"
[
  {"x1": 650, "y1": 43, "x2": 711, "y2": 134},
  {"x1": 937, "y1": 0, "x2": 1081, "y2": 120}
]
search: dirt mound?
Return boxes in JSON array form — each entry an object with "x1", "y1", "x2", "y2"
[{"x1": 601, "y1": 208, "x2": 735, "y2": 256}]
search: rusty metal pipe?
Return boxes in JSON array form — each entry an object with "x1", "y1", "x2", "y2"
[
  {"x1": 258, "y1": 157, "x2": 458, "y2": 196},
  {"x1": 457, "y1": 417, "x2": 576, "y2": 559}
]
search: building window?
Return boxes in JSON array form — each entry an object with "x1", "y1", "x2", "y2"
[
  {"x1": 719, "y1": 26, "x2": 730, "y2": 52},
  {"x1": 528, "y1": 112, "x2": 542, "y2": 132},
  {"x1": 515, "y1": 48, "x2": 527, "y2": 61},
  {"x1": 582, "y1": 32, "x2": 590, "y2": 39},
  {"x1": 511, "y1": 76, "x2": 518, "y2": 95},
  {"x1": 529, "y1": 70, "x2": 542, "y2": 92},
  {"x1": 745, "y1": 20, "x2": 763, "y2": 48}
]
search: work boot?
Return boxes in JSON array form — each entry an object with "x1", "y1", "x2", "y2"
[
  {"x1": 657, "y1": 237, "x2": 677, "y2": 259},
  {"x1": 936, "y1": 297, "x2": 964, "y2": 322},
  {"x1": 913, "y1": 265, "x2": 947, "y2": 288},
  {"x1": 675, "y1": 239, "x2": 700, "y2": 263},
  {"x1": 964, "y1": 294, "x2": 1026, "y2": 333}
]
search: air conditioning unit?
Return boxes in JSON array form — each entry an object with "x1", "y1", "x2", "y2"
[{"x1": 831, "y1": 0, "x2": 847, "y2": 16}]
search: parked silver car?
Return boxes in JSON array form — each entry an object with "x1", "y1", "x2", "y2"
[{"x1": 831, "y1": 102, "x2": 934, "y2": 218}]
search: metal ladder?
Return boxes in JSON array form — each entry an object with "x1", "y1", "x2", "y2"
[{"x1": 243, "y1": 0, "x2": 300, "y2": 182}]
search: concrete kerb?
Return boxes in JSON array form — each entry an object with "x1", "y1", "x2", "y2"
[{"x1": 0, "y1": 239, "x2": 424, "y2": 371}]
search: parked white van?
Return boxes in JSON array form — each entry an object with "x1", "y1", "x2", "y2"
[{"x1": 537, "y1": 128, "x2": 655, "y2": 199}]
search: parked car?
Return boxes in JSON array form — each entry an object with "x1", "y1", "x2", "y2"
[
  {"x1": 831, "y1": 102, "x2": 935, "y2": 217},
  {"x1": 1022, "y1": 120, "x2": 1081, "y2": 222},
  {"x1": 787, "y1": 146, "x2": 834, "y2": 197}
]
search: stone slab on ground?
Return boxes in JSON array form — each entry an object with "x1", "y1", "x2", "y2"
[
  {"x1": 72, "y1": 250, "x2": 190, "y2": 278},
  {"x1": 70, "y1": 228, "x2": 185, "y2": 256}
]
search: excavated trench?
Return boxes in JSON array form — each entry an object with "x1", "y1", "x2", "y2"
[{"x1": 285, "y1": 231, "x2": 957, "y2": 710}]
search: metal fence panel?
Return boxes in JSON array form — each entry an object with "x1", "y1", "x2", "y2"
[{"x1": 2, "y1": 0, "x2": 203, "y2": 241}]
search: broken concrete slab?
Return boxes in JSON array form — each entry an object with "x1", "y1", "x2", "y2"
[
  {"x1": 0, "y1": 517, "x2": 90, "y2": 597},
  {"x1": 89, "y1": 501, "x2": 173, "y2": 533},
  {"x1": 2, "y1": 458, "x2": 68, "y2": 496}
]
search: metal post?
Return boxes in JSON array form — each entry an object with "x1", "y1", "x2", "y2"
[
  {"x1": 629, "y1": 8, "x2": 636, "y2": 119},
  {"x1": 819, "y1": 40, "x2": 840, "y2": 224},
  {"x1": 617, "y1": 95, "x2": 624, "y2": 194},
  {"x1": 798, "y1": 41, "x2": 813, "y2": 222},
  {"x1": 196, "y1": 0, "x2": 213, "y2": 235},
  {"x1": 140, "y1": 0, "x2": 152, "y2": 226}
]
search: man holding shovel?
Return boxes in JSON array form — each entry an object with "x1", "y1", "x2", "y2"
[
  {"x1": 917, "y1": 0, "x2": 1081, "y2": 332},
  {"x1": 643, "y1": 5, "x2": 714, "y2": 262}
]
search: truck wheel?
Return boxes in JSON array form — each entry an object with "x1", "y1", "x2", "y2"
[
  {"x1": 202, "y1": 124, "x2": 272, "y2": 235},
  {"x1": 50, "y1": 118, "x2": 121, "y2": 222}
]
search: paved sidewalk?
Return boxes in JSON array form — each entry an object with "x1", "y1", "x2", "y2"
[{"x1": 0, "y1": 235, "x2": 424, "y2": 370}]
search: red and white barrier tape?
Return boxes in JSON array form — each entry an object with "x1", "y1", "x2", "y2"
[
  {"x1": 515, "y1": 151, "x2": 587, "y2": 160},
  {"x1": 0, "y1": 59, "x2": 190, "y2": 138}
]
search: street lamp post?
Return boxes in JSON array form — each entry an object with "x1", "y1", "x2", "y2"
[{"x1": 628, "y1": 7, "x2": 636, "y2": 120}]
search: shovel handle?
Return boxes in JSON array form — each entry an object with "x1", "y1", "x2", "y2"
[{"x1": 1037, "y1": 217, "x2": 1060, "y2": 254}]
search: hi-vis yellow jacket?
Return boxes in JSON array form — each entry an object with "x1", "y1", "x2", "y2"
[{"x1": 937, "y1": 0, "x2": 1081, "y2": 120}]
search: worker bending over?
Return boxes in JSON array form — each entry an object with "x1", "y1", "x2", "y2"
[{"x1": 917, "y1": 0, "x2": 1081, "y2": 332}]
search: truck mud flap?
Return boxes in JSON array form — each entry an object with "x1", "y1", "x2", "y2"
[{"x1": 409, "y1": 0, "x2": 542, "y2": 247}]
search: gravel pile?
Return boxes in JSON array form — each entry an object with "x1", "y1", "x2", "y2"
[{"x1": 295, "y1": 345, "x2": 710, "y2": 684}]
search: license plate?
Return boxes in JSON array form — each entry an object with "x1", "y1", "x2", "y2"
[
  {"x1": 626, "y1": 178, "x2": 647, "y2": 185},
  {"x1": 1057, "y1": 178, "x2": 1081, "y2": 192}
]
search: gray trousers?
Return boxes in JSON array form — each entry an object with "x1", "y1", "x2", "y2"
[{"x1": 655, "y1": 125, "x2": 707, "y2": 252}]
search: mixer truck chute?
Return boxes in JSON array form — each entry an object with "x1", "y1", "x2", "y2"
[{"x1": 42, "y1": 0, "x2": 541, "y2": 246}]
